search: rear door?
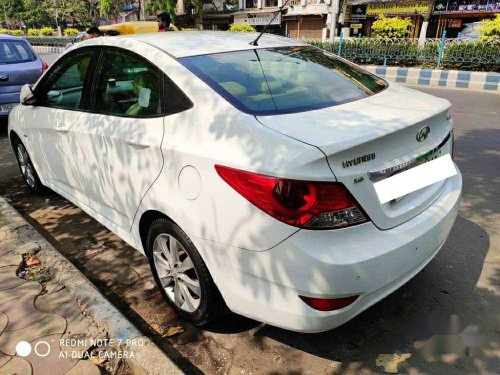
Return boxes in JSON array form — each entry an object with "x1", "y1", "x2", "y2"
[{"x1": 0, "y1": 38, "x2": 41, "y2": 110}]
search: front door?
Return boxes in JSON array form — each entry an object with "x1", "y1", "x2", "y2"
[{"x1": 24, "y1": 48, "x2": 95, "y2": 196}]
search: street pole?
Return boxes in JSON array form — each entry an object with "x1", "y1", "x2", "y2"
[{"x1": 329, "y1": 0, "x2": 339, "y2": 43}]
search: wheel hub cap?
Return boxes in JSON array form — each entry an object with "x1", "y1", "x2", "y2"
[{"x1": 152, "y1": 234, "x2": 201, "y2": 312}]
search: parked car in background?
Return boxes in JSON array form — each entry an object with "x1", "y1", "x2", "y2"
[
  {"x1": 0, "y1": 35, "x2": 47, "y2": 118},
  {"x1": 65, "y1": 32, "x2": 87, "y2": 50},
  {"x1": 460, "y1": 22, "x2": 481, "y2": 41}
]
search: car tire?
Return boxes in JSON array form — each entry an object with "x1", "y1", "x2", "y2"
[
  {"x1": 13, "y1": 137, "x2": 46, "y2": 194},
  {"x1": 146, "y1": 218, "x2": 226, "y2": 326}
]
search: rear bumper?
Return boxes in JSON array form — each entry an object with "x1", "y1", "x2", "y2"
[{"x1": 198, "y1": 169, "x2": 462, "y2": 333}]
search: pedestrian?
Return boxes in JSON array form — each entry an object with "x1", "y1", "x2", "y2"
[
  {"x1": 157, "y1": 12, "x2": 175, "y2": 32},
  {"x1": 82, "y1": 26, "x2": 102, "y2": 41}
]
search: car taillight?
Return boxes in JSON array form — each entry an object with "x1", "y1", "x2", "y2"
[
  {"x1": 215, "y1": 165, "x2": 368, "y2": 229},
  {"x1": 41, "y1": 60, "x2": 49, "y2": 72},
  {"x1": 299, "y1": 295, "x2": 359, "y2": 311}
]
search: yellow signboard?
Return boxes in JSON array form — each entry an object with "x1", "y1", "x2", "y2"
[{"x1": 367, "y1": 1, "x2": 430, "y2": 15}]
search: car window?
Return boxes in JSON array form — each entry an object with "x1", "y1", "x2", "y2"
[
  {"x1": 92, "y1": 50, "x2": 162, "y2": 117},
  {"x1": 0, "y1": 40, "x2": 36, "y2": 64},
  {"x1": 36, "y1": 50, "x2": 92, "y2": 110},
  {"x1": 180, "y1": 46, "x2": 387, "y2": 116}
]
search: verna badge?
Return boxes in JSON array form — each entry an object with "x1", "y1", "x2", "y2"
[{"x1": 416, "y1": 126, "x2": 431, "y2": 142}]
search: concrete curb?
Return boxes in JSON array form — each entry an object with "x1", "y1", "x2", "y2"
[
  {"x1": 0, "y1": 196, "x2": 183, "y2": 375},
  {"x1": 32, "y1": 45, "x2": 65, "y2": 54},
  {"x1": 364, "y1": 65, "x2": 500, "y2": 93}
]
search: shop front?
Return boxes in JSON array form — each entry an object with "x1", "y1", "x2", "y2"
[
  {"x1": 346, "y1": 0, "x2": 431, "y2": 37},
  {"x1": 430, "y1": 0, "x2": 499, "y2": 37},
  {"x1": 233, "y1": 8, "x2": 283, "y2": 33}
]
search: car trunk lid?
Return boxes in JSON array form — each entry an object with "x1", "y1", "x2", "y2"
[{"x1": 256, "y1": 84, "x2": 454, "y2": 230}]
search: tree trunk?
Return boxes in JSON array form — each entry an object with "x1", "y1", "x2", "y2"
[{"x1": 418, "y1": 0, "x2": 435, "y2": 46}]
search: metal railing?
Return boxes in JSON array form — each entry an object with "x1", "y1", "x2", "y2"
[{"x1": 305, "y1": 36, "x2": 500, "y2": 72}]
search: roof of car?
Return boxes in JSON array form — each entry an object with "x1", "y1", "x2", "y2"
[{"x1": 81, "y1": 31, "x2": 303, "y2": 58}]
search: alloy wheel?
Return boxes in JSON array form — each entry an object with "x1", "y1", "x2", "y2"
[
  {"x1": 17, "y1": 143, "x2": 36, "y2": 189},
  {"x1": 152, "y1": 234, "x2": 201, "y2": 312}
]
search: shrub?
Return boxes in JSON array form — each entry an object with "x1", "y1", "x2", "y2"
[
  {"x1": 64, "y1": 28, "x2": 79, "y2": 37},
  {"x1": 0, "y1": 28, "x2": 9, "y2": 34},
  {"x1": 478, "y1": 14, "x2": 500, "y2": 41},
  {"x1": 27, "y1": 28, "x2": 40, "y2": 36},
  {"x1": 9, "y1": 29, "x2": 25, "y2": 36},
  {"x1": 372, "y1": 15, "x2": 412, "y2": 38},
  {"x1": 39, "y1": 27, "x2": 54, "y2": 36},
  {"x1": 229, "y1": 23, "x2": 256, "y2": 33},
  {"x1": 306, "y1": 38, "x2": 500, "y2": 72}
]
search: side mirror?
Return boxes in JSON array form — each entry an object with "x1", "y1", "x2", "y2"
[{"x1": 20, "y1": 84, "x2": 36, "y2": 105}]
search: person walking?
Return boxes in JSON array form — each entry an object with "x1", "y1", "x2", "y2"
[{"x1": 157, "y1": 12, "x2": 175, "y2": 32}]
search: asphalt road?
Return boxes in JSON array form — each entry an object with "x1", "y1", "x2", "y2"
[
  {"x1": 0, "y1": 88, "x2": 499, "y2": 374},
  {"x1": 38, "y1": 52, "x2": 60, "y2": 66}
]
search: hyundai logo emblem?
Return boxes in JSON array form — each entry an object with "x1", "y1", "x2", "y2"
[{"x1": 416, "y1": 126, "x2": 431, "y2": 142}]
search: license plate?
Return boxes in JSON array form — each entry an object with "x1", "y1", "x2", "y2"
[
  {"x1": 1, "y1": 104, "x2": 16, "y2": 113},
  {"x1": 374, "y1": 155, "x2": 457, "y2": 204}
]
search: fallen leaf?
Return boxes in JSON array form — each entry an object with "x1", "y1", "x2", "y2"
[
  {"x1": 376, "y1": 353, "x2": 411, "y2": 373},
  {"x1": 25, "y1": 255, "x2": 41, "y2": 266},
  {"x1": 163, "y1": 326, "x2": 184, "y2": 337}
]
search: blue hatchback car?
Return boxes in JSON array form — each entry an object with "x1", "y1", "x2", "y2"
[{"x1": 0, "y1": 35, "x2": 46, "y2": 118}]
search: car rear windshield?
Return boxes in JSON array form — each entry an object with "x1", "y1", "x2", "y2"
[
  {"x1": 180, "y1": 46, "x2": 387, "y2": 115},
  {"x1": 0, "y1": 40, "x2": 36, "y2": 64}
]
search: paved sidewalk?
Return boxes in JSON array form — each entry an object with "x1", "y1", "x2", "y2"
[
  {"x1": 0, "y1": 196, "x2": 183, "y2": 375},
  {"x1": 0, "y1": 217, "x2": 102, "y2": 373}
]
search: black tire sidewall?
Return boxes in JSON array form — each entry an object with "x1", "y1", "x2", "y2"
[{"x1": 146, "y1": 218, "x2": 213, "y2": 325}]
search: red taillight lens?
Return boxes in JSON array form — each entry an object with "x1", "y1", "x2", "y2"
[
  {"x1": 299, "y1": 295, "x2": 359, "y2": 311},
  {"x1": 41, "y1": 60, "x2": 49, "y2": 72},
  {"x1": 215, "y1": 165, "x2": 368, "y2": 229}
]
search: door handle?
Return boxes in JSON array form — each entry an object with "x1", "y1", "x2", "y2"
[
  {"x1": 55, "y1": 127, "x2": 69, "y2": 133},
  {"x1": 125, "y1": 140, "x2": 150, "y2": 149}
]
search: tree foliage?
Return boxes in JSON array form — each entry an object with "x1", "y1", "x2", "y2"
[
  {"x1": 372, "y1": 15, "x2": 412, "y2": 38},
  {"x1": 146, "y1": 0, "x2": 177, "y2": 16},
  {"x1": 478, "y1": 14, "x2": 500, "y2": 41}
]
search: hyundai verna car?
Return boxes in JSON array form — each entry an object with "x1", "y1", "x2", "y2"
[
  {"x1": 8, "y1": 32, "x2": 462, "y2": 333},
  {"x1": 0, "y1": 35, "x2": 47, "y2": 118}
]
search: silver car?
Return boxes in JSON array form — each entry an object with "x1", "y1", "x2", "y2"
[{"x1": 0, "y1": 35, "x2": 46, "y2": 118}]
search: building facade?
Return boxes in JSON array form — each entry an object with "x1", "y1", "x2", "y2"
[{"x1": 344, "y1": 0, "x2": 499, "y2": 38}]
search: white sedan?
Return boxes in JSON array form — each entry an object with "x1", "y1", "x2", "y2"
[{"x1": 8, "y1": 32, "x2": 461, "y2": 333}]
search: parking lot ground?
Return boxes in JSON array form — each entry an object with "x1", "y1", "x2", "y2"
[{"x1": 0, "y1": 88, "x2": 499, "y2": 374}]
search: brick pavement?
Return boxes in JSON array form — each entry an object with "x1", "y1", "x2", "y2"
[
  {"x1": 0, "y1": 227, "x2": 102, "y2": 374},
  {"x1": 0, "y1": 196, "x2": 183, "y2": 375}
]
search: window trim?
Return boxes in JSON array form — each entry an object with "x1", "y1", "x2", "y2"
[
  {"x1": 31, "y1": 46, "x2": 193, "y2": 118},
  {"x1": 89, "y1": 46, "x2": 193, "y2": 119},
  {"x1": 33, "y1": 47, "x2": 98, "y2": 112}
]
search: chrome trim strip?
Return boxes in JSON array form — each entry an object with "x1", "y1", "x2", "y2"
[{"x1": 368, "y1": 132, "x2": 451, "y2": 183}]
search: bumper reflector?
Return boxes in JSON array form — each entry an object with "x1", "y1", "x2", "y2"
[{"x1": 299, "y1": 295, "x2": 359, "y2": 311}]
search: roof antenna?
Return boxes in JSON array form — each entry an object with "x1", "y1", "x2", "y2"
[{"x1": 250, "y1": 0, "x2": 291, "y2": 46}]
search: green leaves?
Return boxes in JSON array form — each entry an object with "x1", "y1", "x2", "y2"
[
  {"x1": 229, "y1": 23, "x2": 256, "y2": 32},
  {"x1": 372, "y1": 15, "x2": 413, "y2": 39},
  {"x1": 478, "y1": 14, "x2": 500, "y2": 41}
]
